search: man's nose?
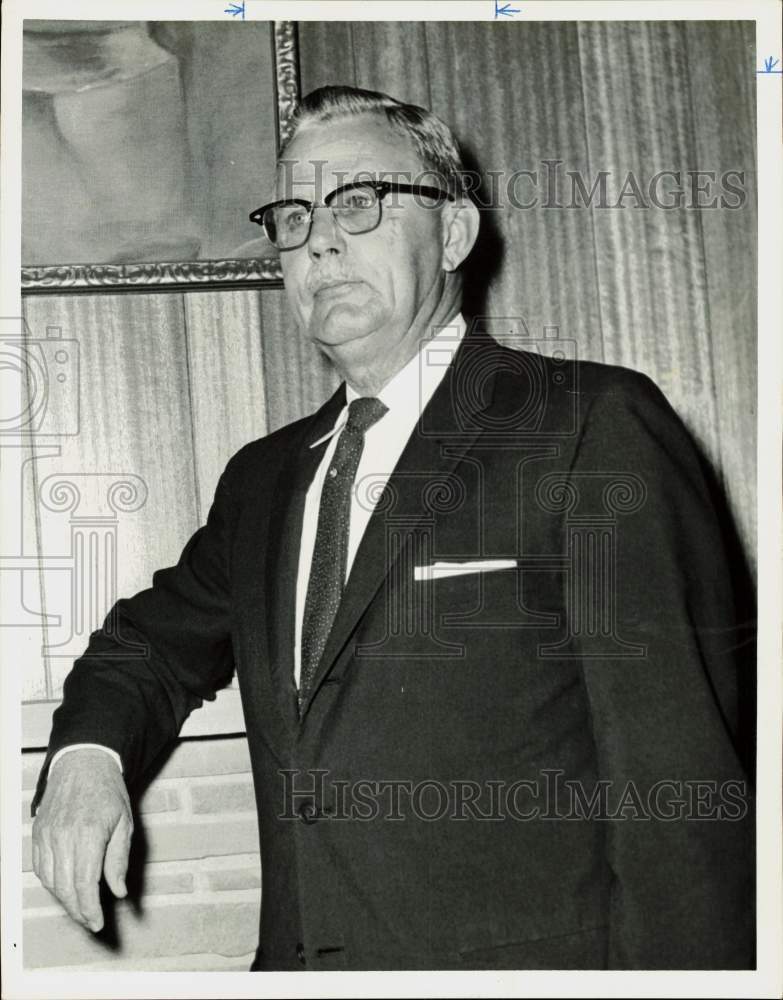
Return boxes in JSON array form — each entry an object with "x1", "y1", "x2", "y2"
[{"x1": 307, "y1": 206, "x2": 346, "y2": 259}]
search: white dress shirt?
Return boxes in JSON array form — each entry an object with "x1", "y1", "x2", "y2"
[{"x1": 51, "y1": 314, "x2": 467, "y2": 769}]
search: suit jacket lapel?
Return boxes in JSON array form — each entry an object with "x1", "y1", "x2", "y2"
[
  {"x1": 265, "y1": 383, "x2": 346, "y2": 731},
  {"x1": 299, "y1": 331, "x2": 498, "y2": 717}
]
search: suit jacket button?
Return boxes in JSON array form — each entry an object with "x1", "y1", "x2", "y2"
[
  {"x1": 296, "y1": 942, "x2": 306, "y2": 965},
  {"x1": 298, "y1": 802, "x2": 317, "y2": 824}
]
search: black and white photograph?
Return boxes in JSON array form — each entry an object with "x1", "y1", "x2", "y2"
[{"x1": 1, "y1": 2, "x2": 780, "y2": 997}]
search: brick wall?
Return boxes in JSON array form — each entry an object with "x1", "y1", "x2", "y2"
[{"x1": 22, "y1": 736, "x2": 262, "y2": 971}]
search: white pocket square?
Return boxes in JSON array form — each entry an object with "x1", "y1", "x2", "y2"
[{"x1": 414, "y1": 559, "x2": 518, "y2": 582}]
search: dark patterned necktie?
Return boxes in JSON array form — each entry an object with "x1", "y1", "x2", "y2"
[{"x1": 298, "y1": 396, "x2": 389, "y2": 709}]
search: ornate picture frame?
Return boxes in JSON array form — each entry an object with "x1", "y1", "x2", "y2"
[{"x1": 21, "y1": 20, "x2": 298, "y2": 294}]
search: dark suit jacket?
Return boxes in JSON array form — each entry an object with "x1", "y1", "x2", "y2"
[{"x1": 35, "y1": 331, "x2": 754, "y2": 971}]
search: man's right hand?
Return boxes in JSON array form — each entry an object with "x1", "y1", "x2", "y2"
[{"x1": 31, "y1": 748, "x2": 133, "y2": 933}]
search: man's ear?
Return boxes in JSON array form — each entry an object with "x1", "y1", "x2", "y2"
[{"x1": 441, "y1": 197, "x2": 481, "y2": 272}]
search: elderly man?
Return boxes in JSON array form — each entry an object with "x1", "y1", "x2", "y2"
[{"x1": 32, "y1": 85, "x2": 753, "y2": 971}]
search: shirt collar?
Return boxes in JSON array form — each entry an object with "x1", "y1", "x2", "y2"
[{"x1": 310, "y1": 314, "x2": 467, "y2": 449}]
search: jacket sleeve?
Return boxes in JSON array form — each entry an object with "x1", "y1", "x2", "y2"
[
  {"x1": 32, "y1": 465, "x2": 238, "y2": 812},
  {"x1": 567, "y1": 371, "x2": 754, "y2": 969}
]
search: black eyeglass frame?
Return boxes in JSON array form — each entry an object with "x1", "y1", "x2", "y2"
[{"x1": 249, "y1": 180, "x2": 455, "y2": 250}]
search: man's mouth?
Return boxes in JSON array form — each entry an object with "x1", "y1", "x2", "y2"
[{"x1": 312, "y1": 279, "x2": 362, "y2": 300}]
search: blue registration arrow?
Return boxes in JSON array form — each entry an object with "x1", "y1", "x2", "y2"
[
  {"x1": 225, "y1": 1, "x2": 245, "y2": 18},
  {"x1": 495, "y1": 1, "x2": 521, "y2": 17},
  {"x1": 756, "y1": 56, "x2": 782, "y2": 73}
]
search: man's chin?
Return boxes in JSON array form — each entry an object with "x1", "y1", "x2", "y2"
[{"x1": 308, "y1": 305, "x2": 383, "y2": 347}]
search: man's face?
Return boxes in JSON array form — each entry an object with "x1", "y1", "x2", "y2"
[{"x1": 276, "y1": 115, "x2": 449, "y2": 365}]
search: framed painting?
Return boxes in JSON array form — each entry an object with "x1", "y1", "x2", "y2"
[{"x1": 20, "y1": 19, "x2": 298, "y2": 293}]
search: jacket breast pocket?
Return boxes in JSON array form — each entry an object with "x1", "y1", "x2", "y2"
[{"x1": 419, "y1": 563, "x2": 532, "y2": 631}]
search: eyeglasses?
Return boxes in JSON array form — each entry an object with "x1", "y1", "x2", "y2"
[{"x1": 249, "y1": 180, "x2": 455, "y2": 251}]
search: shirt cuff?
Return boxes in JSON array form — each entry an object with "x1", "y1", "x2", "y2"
[{"x1": 50, "y1": 744, "x2": 123, "y2": 774}]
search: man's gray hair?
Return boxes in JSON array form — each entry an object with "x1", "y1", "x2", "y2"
[{"x1": 281, "y1": 85, "x2": 469, "y2": 197}]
